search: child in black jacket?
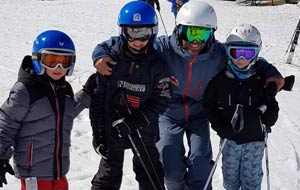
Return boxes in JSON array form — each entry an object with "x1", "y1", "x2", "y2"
[
  {"x1": 203, "y1": 24, "x2": 279, "y2": 190},
  {"x1": 89, "y1": 2, "x2": 170, "y2": 190}
]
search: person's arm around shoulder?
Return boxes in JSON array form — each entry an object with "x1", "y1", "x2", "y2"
[
  {"x1": 256, "y1": 57, "x2": 284, "y2": 91},
  {"x1": 92, "y1": 37, "x2": 118, "y2": 76}
]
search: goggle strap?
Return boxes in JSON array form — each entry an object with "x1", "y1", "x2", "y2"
[{"x1": 32, "y1": 52, "x2": 41, "y2": 61}]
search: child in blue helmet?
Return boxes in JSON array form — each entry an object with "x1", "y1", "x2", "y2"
[
  {"x1": 89, "y1": 1, "x2": 170, "y2": 190},
  {"x1": 0, "y1": 30, "x2": 93, "y2": 189},
  {"x1": 203, "y1": 24, "x2": 279, "y2": 190}
]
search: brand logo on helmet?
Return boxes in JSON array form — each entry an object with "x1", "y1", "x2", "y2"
[
  {"x1": 133, "y1": 13, "x2": 141, "y2": 22},
  {"x1": 59, "y1": 42, "x2": 64, "y2": 46},
  {"x1": 241, "y1": 29, "x2": 250, "y2": 36}
]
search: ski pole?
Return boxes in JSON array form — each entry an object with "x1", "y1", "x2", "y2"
[
  {"x1": 203, "y1": 138, "x2": 228, "y2": 190},
  {"x1": 120, "y1": 92, "x2": 163, "y2": 190},
  {"x1": 263, "y1": 125, "x2": 270, "y2": 190},
  {"x1": 127, "y1": 134, "x2": 158, "y2": 190},
  {"x1": 203, "y1": 104, "x2": 244, "y2": 190},
  {"x1": 157, "y1": 10, "x2": 168, "y2": 36}
]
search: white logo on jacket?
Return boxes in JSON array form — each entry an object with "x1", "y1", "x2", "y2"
[{"x1": 117, "y1": 81, "x2": 145, "y2": 92}]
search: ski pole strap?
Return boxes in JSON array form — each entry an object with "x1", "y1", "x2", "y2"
[{"x1": 231, "y1": 104, "x2": 244, "y2": 133}]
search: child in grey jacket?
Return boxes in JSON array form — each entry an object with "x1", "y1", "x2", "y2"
[{"x1": 0, "y1": 30, "x2": 93, "y2": 190}]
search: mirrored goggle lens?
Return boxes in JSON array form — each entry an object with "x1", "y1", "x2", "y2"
[
  {"x1": 122, "y1": 27, "x2": 153, "y2": 42},
  {"x1": 228, "y1": 47, "x2": 259, "y2": 61},
  {"x1": 181, "y1": 25, "x2": 212, "y2": 43},
  {"x1": 41, "y1": 52, "x2": 75, "y2": 69}
]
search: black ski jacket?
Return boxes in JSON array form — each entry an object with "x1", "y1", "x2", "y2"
[
  {"x1": 203, "y1": 59, "x2": 279, "y2": 144},
  {"x1": 90, "y1": 40, "x2": 171, "y2": 150}
]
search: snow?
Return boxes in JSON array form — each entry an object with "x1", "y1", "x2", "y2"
[{"x1": 1, "y1": 0, "x2": 300, "y2": 189}]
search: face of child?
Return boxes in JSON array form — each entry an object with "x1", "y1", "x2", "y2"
[
  {"x1": 127, "y1": 39, "x2": 149, "y2": 54},
  {"x1": 232, "y1": 58, "x2": 251, "y2": 69},
  {"x1": 45, "y1": 67, "x2": 68, "y2": 80}
]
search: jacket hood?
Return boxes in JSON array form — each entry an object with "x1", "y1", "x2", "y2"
[{"x1": 18, "y1": 55, "x2": 37, "y2": 81}]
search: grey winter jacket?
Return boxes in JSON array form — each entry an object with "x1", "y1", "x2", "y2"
[{"x1": 0, "y1": 56, "x2": 90, "y2": 180}]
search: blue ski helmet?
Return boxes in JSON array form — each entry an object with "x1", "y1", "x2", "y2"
[
  {"x1": 118, "y1": 1, "x2": 158, "y2": 26},
  {"x1": 117, "y1": 1, "x2": 158, "y2": 44},
  {"x1": 32, "y1": 30, "x2": 76, "y2": 76}
]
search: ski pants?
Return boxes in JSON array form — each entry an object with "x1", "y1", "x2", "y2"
[
  {"x1": 21, "y1": 176, "x2": 68, "y2": 190},
  {"x1": 91, "y1": 145, "x2": 165, "y2": 190},
  {"x1": 221, "y1": 139, "x2": 265, "y2": 190},
  {"x1": 157, "y1": 115, "x2": 213, "y2": 190}
]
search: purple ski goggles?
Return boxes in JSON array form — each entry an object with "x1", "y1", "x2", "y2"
[{"x1": 227, "y1": 46, "x2": 260, "y2": 61}]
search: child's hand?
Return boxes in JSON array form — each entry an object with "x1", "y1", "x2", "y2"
[{"x1": 0, "y1": 159, "x2": 15, "y2": 187}]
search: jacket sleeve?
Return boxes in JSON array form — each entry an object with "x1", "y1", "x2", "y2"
[
  {"x1": 73, "y1": 90, "x2": 91, "y2": 118},
  {"x1": 0, "y1": 82, "x2": 30, "y2": 159},
  {"x1": 89, "y1": 73, "x2": 106, "y2": 131},
  {"x1": 92, "y1": 36, "x2": 119, "y2": 63},
  {"x1": 203, "y1": 79, "x2": 233, "y2": 135},
  {"x1": 257, "y1": 57, "x2": 282, "y2": 78},
  {"x1": 140, "y1": 60, "x2": 171, "y2": 123}
]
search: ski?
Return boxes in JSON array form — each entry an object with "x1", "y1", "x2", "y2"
[{"x1": 286, "y1": 19, "x2": 300, "y2": 64}]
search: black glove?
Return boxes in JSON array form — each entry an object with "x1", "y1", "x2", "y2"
[
  {"x1": 92, "y1": 126, "x2": 109, "y2": 159},
  {"x1": 93, "y1": 139, "x2": 109, "y2": 160},
  {"x1": 156, "y1": 2, "x2": 161, "y2": 11},
  {"x1": 83, "y1": 73, "x2": 97, "y2": 96},
  {"x1": 113, "y1": 111, "x2": 150, "y2": 138},
  {"x1": 0, "y1": 159, "x2": 15, "y2": 187},
  {"x1": 112, "y1": 117, "x2": 135, "y2": 138}
]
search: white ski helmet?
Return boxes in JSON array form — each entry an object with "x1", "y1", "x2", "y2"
[
  {"x1": 176, "y1": 1, "x2": 217, "y2": 29},
  {"x1": 226, "y1": 24, "x2": 262, "y2": 48}
]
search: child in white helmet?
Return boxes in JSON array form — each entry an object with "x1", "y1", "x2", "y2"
[{"x1": 203, "y1": 24, "x2": 279, "y2": 190}]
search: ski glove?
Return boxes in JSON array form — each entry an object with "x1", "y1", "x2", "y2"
[
  {"x1": 113, "y1": 111, "x2": 150, "y2": 138},
  {"x1": 0, "y1": 159, "x2": 15, "y2": 187},
  {"x1": 94, "y1": 142, "x2": 109, "y2": 160},
  {"x1": 156, "y1": 2, "x2": 161, "y2": 11},
  {"x1": 92, "y1": 126, "x2": 109, "y2": 159}
]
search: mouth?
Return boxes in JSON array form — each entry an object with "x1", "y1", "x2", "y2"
[{"x1": 53, "y1": 72, "x2": 63, "y2": 75}]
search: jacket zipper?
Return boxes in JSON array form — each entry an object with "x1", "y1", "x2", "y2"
[
  {"x1": 55, "y1": 96, "x2": 61, "y2": 179},
  {"x1": 51, "y1": 83, "x2": 62, "y2": 179},
  {"x1": 182, "y1": 56, "x2": 197, "y2": 122}
]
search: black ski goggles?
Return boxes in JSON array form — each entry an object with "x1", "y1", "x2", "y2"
[{"x1": 121, "y1": 26, "x2": 153, "y2": 42}]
